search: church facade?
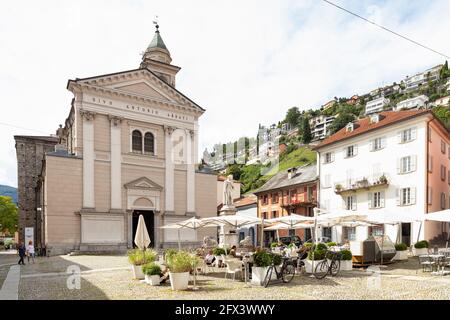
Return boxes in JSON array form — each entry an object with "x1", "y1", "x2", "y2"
[{"x1": 18, "y1": 26, "x2": 217, "y2": 255}]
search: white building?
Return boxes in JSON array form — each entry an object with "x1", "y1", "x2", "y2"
[
  {"x1": 315, "y1": 110, "x2": 450, "y2": 247},
  {"x1": 365, "y1": 97, "x2": 390, "y2": 114},
  {"x1": 432, "y1": 94, "x2": 450, "y2": 107},
  {"x1": 394, "y1": 95, "x2": 429, "y2": 111},
  {"x1": 309, "y1": 115, "x2": 336, "y2": 140},
  {"x1": 404, "y1": 65, "x2": 442, "y2": 91}
]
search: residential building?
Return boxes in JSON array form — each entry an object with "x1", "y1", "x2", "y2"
[
  {"x1": 16, "y1": 25, "x2": 217, "y2": 254},
  {"x1": 432, "y1": 94, "x2": 450, "y2": 107},
  {"x1": 365, "y1": 97, "x2": 390, "y2": 114},
  {"x1": 322, "y1": 100, "x2": 336, "y2": 111},
  {"x1": 234, "y1": 195, "x2": 258, "y2": 246},
  {"x1": 404, "y1": 65, "x2": 442, "y2": 91},
  {"x1": 309, "y1": 115, "x2": 336, "y2": 140},
  {"x1": 315, "y1": 110, "x2": 450, "y2": 246},
  {"x1": 254, "y1": 164, "x2": 318, "y2": 246},
  {"x1": 394, "y1": 95, "x2": 429, "y2": 111},
  {"x1": 347, "y1": 95, "x2": 360, "y2": 105}
]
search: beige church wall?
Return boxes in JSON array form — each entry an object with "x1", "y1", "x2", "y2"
[
  {"x1": 121, "y1": 164, "x2": 165, "y2": 210},
  {"x1": 94, "y1": 113, "x2": 111, "y2": 152},
  {"x1": 174, "y1": 169, "x2": 187, "y2": 214},
  {"x1": 195, "y1": 172, "x2": 217, "y2": 241},
  {"x1": 94, "y1": 161, "x2": 111, "y2": 212},
  {"x1": 81, "y1": 214, "x2": 125, "y2": 244},
  {"x1": 44, "y1": 155, "x2": 82, "y2": 253}
]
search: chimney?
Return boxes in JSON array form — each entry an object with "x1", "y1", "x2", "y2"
[{"x1": 287, "y1": 167, "x2": 297, "y2": 179}]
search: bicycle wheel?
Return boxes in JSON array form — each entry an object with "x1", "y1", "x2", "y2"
[
  {"x1": 282, "y1": 263, "x2": 295, "y2": 283},
  {"x1": 263, "y1": 266, "x2": 273, "y2": 288},
  {"x1": 314, "y1": 260, "x2": 329, "y2": 279},
  {"x1": 330, "y1": 259, "x2": 340, "y2": 276}
]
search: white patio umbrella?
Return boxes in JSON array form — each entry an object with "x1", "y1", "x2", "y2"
[
  {"x1": 424, "y1": 210, "x2": 450, "y2": 248},
  {"x1": 134, "y1": 215, "x2": 151, "y2": 250},
  {"x1": 160, "y1": 217, "x2": 217, "y2": 290}
]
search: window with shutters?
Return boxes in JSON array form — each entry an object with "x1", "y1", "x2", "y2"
[
  {"x1": 400, "y1": 156, "x2": 411, "y2": 173},
  {"x1": 370, "y1": 225, "x2": 384, "y2": 236},
  {"x1": 441, "y1": 193, "x2": 446, "y2": 210},
  {"x1": 448, "y1": 146, "x2": 450, "y2": 159},
  {"x1": 323, "y1": 174, "x2": 332, "y2": 188},
  {"x1": 345, "y1": 195, "x2": 357, "y2": 210},
  {"x1": 343, "y1": 227, "x2": 356, "y2": 241},
  {"x1": 428, "y1": 156, "x2": 433, "y2": 173},
  {"x1": 448, "y1": 170, "x2": 450, "y2": 185},
  {"x1": 427, "y1": 187, "x2": 433, "y2": 205},
  {"x1": 345, "y1": 145, "x2": 356, "y2": 158},
  {"x1": 132, "y1": 130, "x2": 143, "y2": 153},
  {"x1": 428, "y1": 127, "x2": 432, "y2": 142},
  {"x1": 324, "y1": 152, "x2": 334, "y2": 164},
  {"x1": 370, "y1": 191, "x2": 384, "y2": 209},
  {"x1": 372, "y1": 137, "x2": 384, "y2": 151},
  {"x1": 441, "y1": 165, "x2": 447, "y2": 181},
  {"x1": 399, "y1": 187, "x2": 415, "y2": 206},
  {"x1": 400, "y1": 128, "x2": 414, "y2": 143},
  {"x1": 144, "y1": 132, "x2": 155, "y2": 155},
  {"x1": 441, "y1": 140, "x2": 446, "y2": 154}
]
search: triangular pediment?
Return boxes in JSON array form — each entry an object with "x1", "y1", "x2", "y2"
[
  {"x1": 124, "y1": 177, "x2": 163, "y2": 191},
  {"x1": 69, "y1": 68, "x2": 204, "y2": 113},
  {"x1": 112, "y1": 81, "x2": 174, "y2": 103}
]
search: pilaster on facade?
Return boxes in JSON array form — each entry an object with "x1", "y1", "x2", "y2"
[
  {"x1": 164, "y1": 125, "x2": 175, "y2": 214},
  {"x1": 80, "y1": 109, "x2": 96, "y2": 209},
  {"x1": 109, "y1": 115, "x2": 123, "y2": 211},
  {"x1": 186, "y1": 128, "x2": 196, "y2": 215}
]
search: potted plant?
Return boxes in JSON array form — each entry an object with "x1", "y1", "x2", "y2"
[
  {"x1": 165, "y1": 250, "x2": 194, "y2": 291},
  {"x1": 339, "y1": 250, "x2": 353, "y2": 271},
  {"x1": 379, "y1": 175, "x2": 388, "y2": 184},
  {"x1": 251, "y1": 250, "x2": 277, "y2": 286},
  {"x1": 128, "y1": 249, "x2": 157, "y2": 280},
  {"x1": 212, "y1": 247, "x2": 226, "y2": 267},
  {"x1": 142, "y1": 263, "x2": 162, "y2": 286},
  {"x1": 334, "y1": 184, "x2": 343, "y2": 193},
  {"x1": 394, "y1": 243, "x2": 408, "y2": 260},
  {"x1": 304, "y1": 249, "x2": 326, "y2": 273},
  {"x1": 326, "y1": 242, "x2": 337, "y2": 248},
  {"x1": 413, "y1": 240, "x2": 429, "y2": 256}
]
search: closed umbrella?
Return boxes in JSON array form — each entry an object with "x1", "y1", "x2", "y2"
[{"x1": 134, "y1": 215, "x2": 151, "y2": 250}]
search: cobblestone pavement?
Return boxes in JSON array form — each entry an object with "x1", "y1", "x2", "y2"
[
  {"x1": 0, "y1": 250, "x2": 20, "y2": 288},
  {"x1": 16, "y1": 254, "x2": 450, "y2": 300}
]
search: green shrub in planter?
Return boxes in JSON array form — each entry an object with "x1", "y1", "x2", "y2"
[
  {"x1": 307, "y1": 249, "x2": 326, "y2": 260},
  {"x1": 414, "y1": 240, "x2": 429, "y2": 249},
  {"x1": 127, "y1": 249, "x2": 157, "y2": 266},
  {"x1": 340, "y1": 250, "x2": 352, "y2": 261},
  {"x1": 212, "y1": 247, "x2": 226, "y2": 256},
  {"x1": 253, "y1": 250, "x2": 272, "y2": 267},
  {"x1": 164, "y1": 248, "x2": 178, "y2": 261},
  {"x1": 315, "y1": 243, "x2": 327, "y2": 251},
  {"x1": 304, "y1": 242, "x2": 313, "y2": 249},
  {"x1": 271, "y1": 253, "x2": 282, "y2": 265},
  {"x1": 270, "y1": 242, "x2": 279, "y2": 248},
  {"x1": 142, "y1": 263, "x2": 162, "y2": 276},
  {"x1": 326, "y1": 242, "x2": 337, "y2": 247},
  {"x1": 165, "y1": 251, "x2": 195, "y2": 273},
  {"x1": 395, "y1": 243, "x2": 408, "y2": 251}
]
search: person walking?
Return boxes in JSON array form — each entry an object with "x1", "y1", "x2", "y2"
[
  {"x1": 17, "y1": 242, "x2": 26, "y2": 265},
  {"x1": 27, "y1": 240, "x2": 35, "y2": 264}
]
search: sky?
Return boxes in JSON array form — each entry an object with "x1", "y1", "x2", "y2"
[{"x1": 1, "y1": 0, "x2": 450, "y2": 187}]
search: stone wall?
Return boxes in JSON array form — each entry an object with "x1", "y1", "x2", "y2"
[{"x1": 14, "y1": 136, "x2": 58, "y2": 247}]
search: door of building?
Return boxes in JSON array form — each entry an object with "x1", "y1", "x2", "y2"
[{"x1": 401, "y1": 223, "x2": 411, "y2": 246}]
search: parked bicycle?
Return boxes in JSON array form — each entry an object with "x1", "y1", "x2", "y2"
[
  {"x1": 263, "y1": 256, "x2": 296, "y2": 287},
  {"x1": 313, "y1": 250, "x2": 341, "y2": 279}
]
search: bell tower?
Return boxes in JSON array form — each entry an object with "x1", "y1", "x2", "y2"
[{"x1": 140, "y1": 20, "x2": 180, "y2": 87}]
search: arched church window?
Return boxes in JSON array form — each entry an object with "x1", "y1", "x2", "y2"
[
  {"x1": 132, "y1": 130, "x2": 142, "y2": 153},
  {"x1": 144, "y1": 132, "x2": 155, "y2": 155}
]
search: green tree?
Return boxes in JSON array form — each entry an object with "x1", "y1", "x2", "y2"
[
  {"x1": 226, "y1": 164, "x2": 242, "y2": 181},
  {"x1": 285, "y1": 107, "x2": 301, "y2": 127},
  {"x1": 301, "y1": 117, "x2": 312, "y2": 144},
  {"x1": 0, "y1": 196, "x2": 18, "y2": 235},
  {"x1": 329, "y1": 113, "x2": 356, "y2": 134},
  {"x1": 433, "y1": 106, "x2": 450, "y2": 130}
]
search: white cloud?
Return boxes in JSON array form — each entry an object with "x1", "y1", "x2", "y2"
[{"x1": 1, "y1": 0, "x2": 450, "y2": 187}]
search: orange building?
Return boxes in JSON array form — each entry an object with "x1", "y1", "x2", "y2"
[{"x1": 254, "y1": 164, "x2": 317, "y2": 246}]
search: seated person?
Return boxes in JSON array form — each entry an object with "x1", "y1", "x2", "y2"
[
  {"x1": 228, "y1": 245, "x2": 237, "y2": 258},
  {"x1": 205, "y1": 250, "x2": 215, "y2": 265}
]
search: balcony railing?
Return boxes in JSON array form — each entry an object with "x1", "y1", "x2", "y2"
[
  {"x1": 281, "y1": 195, "x2": 317, "y2": 207},
  {"x1": 334, "y1": 174, "x2": 389, "y2": 194}
]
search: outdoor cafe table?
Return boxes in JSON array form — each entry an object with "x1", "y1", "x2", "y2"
[{"x1": 427, "y1": 254, "x2": 450, "y2": 276}]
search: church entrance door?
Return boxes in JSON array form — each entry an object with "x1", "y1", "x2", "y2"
[{"x1": 132, "y1": 210, "x2": 155, "y2": 248}]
